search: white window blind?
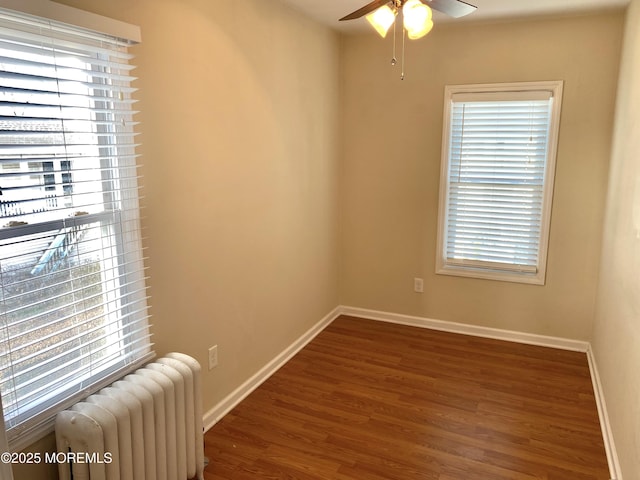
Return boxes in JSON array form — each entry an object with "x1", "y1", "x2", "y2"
[
  {"x1": 0, "y1": 7, "x2": 152, "y2": 449},
  {"x1": 437, "y1": 82, "x2": 563, "y2": 284}
]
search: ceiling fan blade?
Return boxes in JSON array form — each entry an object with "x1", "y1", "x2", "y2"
[
  {"x1": 339, "y1": 0, "x2": 391, "y2": 21},
  {"x1": 425, "y1": 0, "x2": 476, "y2": 18}
]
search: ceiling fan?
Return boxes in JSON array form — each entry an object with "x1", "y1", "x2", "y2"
[
  {"x1": 339, "y1": 0, "x2": 477, "y2": 78},
  {"x1": 340, "y1": 0, "x2": 476, "y2": 38}
]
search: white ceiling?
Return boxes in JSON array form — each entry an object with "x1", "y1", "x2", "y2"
[{"x1": 278, "y1": 0, "x2": 629, "y2": 32}]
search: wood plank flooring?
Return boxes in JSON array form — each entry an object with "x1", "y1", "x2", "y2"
[{"x1": 203, "y1": 315, "x2": 609, "y2": 479}]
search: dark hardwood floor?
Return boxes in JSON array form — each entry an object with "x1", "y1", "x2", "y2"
[{"x1": 203, "y1": 315, "x2": 609, "y2": 479}]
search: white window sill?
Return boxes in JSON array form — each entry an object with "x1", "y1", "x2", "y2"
[{"x1": 436, "y1": 263, "x2": 546, "y2": 285}]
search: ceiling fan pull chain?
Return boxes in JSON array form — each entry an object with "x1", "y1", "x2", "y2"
[
  {"x1": 391, "y1": 15, "x2": 397, "y2": 66},
  {"x1": 401, "y1": 26, "x2": 406, "y2": 80}
]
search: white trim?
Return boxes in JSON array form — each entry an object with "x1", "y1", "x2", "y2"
[
  {"x1": 202, "y1": 306, "x2": 342, "y2": 432},
  {"x1": 586, "y1": 345, "x2": 622, "y2": 480},
  {"x1": 447, "y1": 81, "x2": 563, "y2": 97},
  {"x1": 0, "y1": 0, "x2": 141, "y2": 43},
  {"x1": 435, "y1": 80, "x2": 564, "y2": 286},
  {"x1": 435, "y1": 263, "x2": 547, "y2": 286},
  {"x1": 338, "y1": 305, "x2": 589, "y2": 352}
]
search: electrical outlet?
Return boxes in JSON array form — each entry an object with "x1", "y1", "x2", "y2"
[
  {"x1": 208, "y1": 345, "x2": 218, "y2": 370},
  {"x1": 414, "y1": 277, "x2": 424, "y2": 293}
]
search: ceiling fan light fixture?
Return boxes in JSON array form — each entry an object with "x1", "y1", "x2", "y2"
[
  {"x1": 403, "y1": 0, "x2": 433, "y2": 39},
  {"x1": 407, "y1": 18, "x2": 433, "y2": 39},
  {"x1": 365, "y1": 5, "x2": 396, "y2": 38}
]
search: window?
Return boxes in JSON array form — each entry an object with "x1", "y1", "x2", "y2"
[
  {"x1": 0, "y1": 5, "x2": 151, "y2": 450},
  {"x1": 436, "y1": 82, "x2": 563, "y2": 285}
]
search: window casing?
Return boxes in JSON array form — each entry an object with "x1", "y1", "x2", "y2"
[
  {"x1": 436, "y1": 82, "x2": 563, "y2": 285},
  {"x1": 0, "y1": 6, "x2": 151, "y2": 451}
]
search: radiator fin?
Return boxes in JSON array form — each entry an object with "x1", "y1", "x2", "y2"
[{"x1": 55, "y1": 353, "x2": 204, "y2": 480}]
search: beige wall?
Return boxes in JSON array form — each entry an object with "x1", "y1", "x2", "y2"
[
  {"x1": 340, "y1": 13, "x2": 623, "y2": 340},
  {"x1": 61, "y1": 0, "x2": 341, "y2": 410},
  {"x1": 13, "y1": 0, "x2": 341, "y2": 478},
  {"x1": 593, "y1": 0, "x2": 640, "y2": 477}
]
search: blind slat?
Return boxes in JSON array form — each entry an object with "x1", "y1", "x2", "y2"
[
  {"x1": 3, "y1": 332, "x2": 153, "y2": 420},
  {"x1": 2, "y1": 270, "x2": 148, "y2": 329},
  {"x1": 1, "y1": 313, "x2": 151, "y2": 388},
  {"x1": 7, "y1": 317, "x2": 151, "y2": 383}
]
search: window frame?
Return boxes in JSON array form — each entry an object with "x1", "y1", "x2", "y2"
[
  {"x1": 0, "y1": 2, "x2": 149, "y2": 454},
  {"x1": 435, "y1": 81, "x2": 563, "y2": 285}
]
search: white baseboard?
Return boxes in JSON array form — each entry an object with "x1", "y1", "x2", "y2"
[
  {"x1": 586, "y1": 345, "x2": 622, "y2": 480},
  {"x1": 202, "y1": 306, "x2": 342, "y2": 432},
  {"x1": 339, "y1": 305, "x2": 590, "y2": 352}
]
